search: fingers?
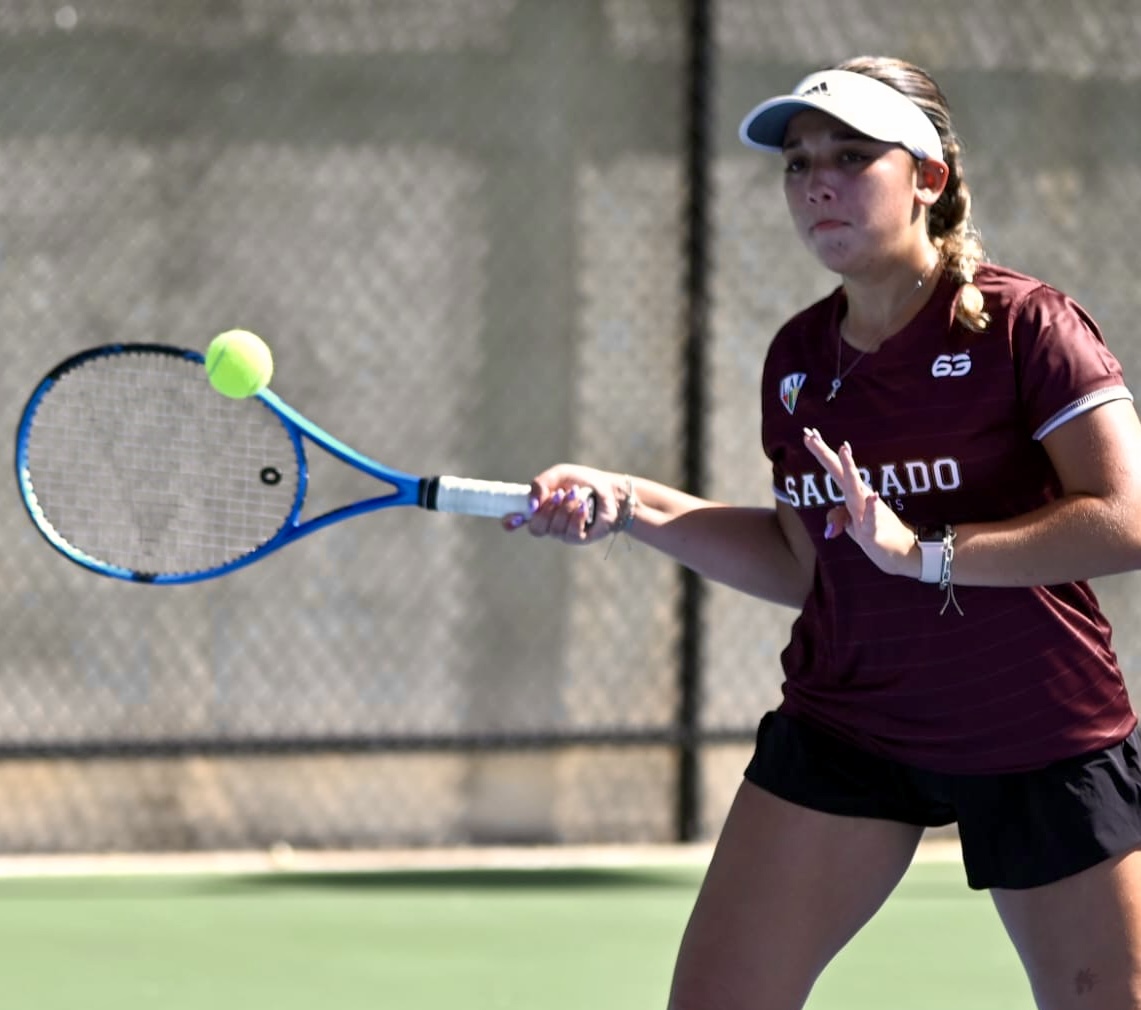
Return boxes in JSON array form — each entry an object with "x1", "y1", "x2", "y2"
[
  {"x1": 501, "y1": 485, "x2": 540, "y2": 532},
  {"x1": 838, "y1": 441, "x2": 863, "y2": 485},
  {"x1": 803, "y1": 428, "x2": 873, "y2": 539},
  {"x1": 802, "y1": 427, "x2": 858, "y2": 481},
  {"x1": 804, "y1": 428, "x2": 865, "y2": 494},
  {"x1": 531, "y1": 484, "x2": 595, "y2": 541},
  {"x1": 802, "y1": 427, "x2": 840, "y2": 477},
  {"x1": 503, "y1": 480, "x2": 596, "y2": 543},
  {"x1": 823, "y1": 506, "x2": 851, "y2": 540},
  {"x1": 803, "y1": 433, "x2": 914, "y2": 571}
]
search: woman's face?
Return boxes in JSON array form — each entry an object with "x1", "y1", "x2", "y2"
[{"x1": 781, "y1": 109, "x2": 926, "y2": 277}]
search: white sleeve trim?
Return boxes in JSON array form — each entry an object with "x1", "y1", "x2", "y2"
[
  {"x1": 772, "y1": 484, "x2": 793, "y2": 505},
  {"x1": 1033, "y1": 385, "x2": 1134, "y2": 441}
]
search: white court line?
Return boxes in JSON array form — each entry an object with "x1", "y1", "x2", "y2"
[{"x1": 0, "y1": 837, "x2": 963, "y2": 879}]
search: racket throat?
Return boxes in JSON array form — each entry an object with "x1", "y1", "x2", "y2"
[{"x1": 418, "y1": 476, "x2": 441, "y2": 510}]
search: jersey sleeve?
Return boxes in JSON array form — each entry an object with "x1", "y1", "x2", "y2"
[
  {"x1": 760, "y1": 319, "x2": 806, "y2": 506},
  {"x1": 1013, "y1": 285, "x2": 1133, "y2": 441}
]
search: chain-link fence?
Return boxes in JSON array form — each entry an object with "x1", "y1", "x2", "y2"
[{"x1": 2, "y1": 0, "x2": 1140, "y2": 853}]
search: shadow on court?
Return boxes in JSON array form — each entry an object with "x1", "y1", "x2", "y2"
[{"x1": 223, "y1": 866, "x2": 704, "y2": 892}]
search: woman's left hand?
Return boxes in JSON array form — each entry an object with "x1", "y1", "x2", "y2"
[{"x1": 802, "y1": 427, "x2": 920, "y2": 578}]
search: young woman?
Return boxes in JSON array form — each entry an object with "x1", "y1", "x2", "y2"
[{"x1": 506, "y1": 57, "x2": 1141, "y2": 1009}]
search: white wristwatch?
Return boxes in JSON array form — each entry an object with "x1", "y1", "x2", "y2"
[{"x1": 915, "y1": 524, "x2": 952, "y2": 584}]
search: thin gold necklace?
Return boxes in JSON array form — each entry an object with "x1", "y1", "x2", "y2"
[{"x1": 827, "y1": 258, "x2": 939, "y2": 403}]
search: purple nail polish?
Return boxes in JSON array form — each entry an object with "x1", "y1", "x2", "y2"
[
  {"x1": 508, "y1": 514, "x2": 525, "y2": 529},
  {"x1": 528, "y1": 496, "x2": 539, "y2": 514},
  {"x1": 824, "y1": 521, "x2": 835, "y2": 539}
]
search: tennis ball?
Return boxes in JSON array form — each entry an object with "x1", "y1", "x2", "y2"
[{"x1": 204, "y1": 329, "x2": 274, "y2": 398}]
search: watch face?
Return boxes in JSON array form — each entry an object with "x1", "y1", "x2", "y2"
[{"x1": 916, "y1": 524, "x2": 947, "y2": 543}]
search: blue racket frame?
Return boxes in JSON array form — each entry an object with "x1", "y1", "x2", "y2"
[{"x1": 15, "y1": 343, "x2": 508, "y2": 585}]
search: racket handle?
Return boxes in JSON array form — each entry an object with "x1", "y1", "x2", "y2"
[
  {"x1": 423, "y1": 476, "x2": 531, "y2": 517},
  {"x1": 423, "y1": 476, "x2": 596, "y2": 526}
]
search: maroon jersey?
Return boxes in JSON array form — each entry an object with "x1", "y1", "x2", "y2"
[{"x1": 761, "y1": 263, "x2": 1136, "y2": 773}]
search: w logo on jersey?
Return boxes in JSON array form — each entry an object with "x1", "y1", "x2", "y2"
[{"x1": 780, "y1": 372, "x2": 807, "y2": 415}]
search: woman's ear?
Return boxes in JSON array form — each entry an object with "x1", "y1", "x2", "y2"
[{"x1": 916, "y1": 158, "x2": 949, "y2": 205}]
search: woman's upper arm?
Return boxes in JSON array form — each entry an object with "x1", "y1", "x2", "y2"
[
  {"x1": 776, "y1": 498, "x2": 816, "y2": 597},
  {"x1": 1041, "y1": 398, "x2": 1141, "y2": 503}
]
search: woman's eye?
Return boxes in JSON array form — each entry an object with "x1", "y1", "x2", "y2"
[{"x1": 783, "y1": 149, "x2": 873, "y2": 175}]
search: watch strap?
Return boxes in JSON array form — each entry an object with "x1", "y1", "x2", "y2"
[{"x1": 916, "y1": 525, "x2": 949, "y2": 584}]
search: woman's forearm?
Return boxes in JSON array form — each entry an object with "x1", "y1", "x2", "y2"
[{"x1": 625, "y1": 478, "x2": 812, "y2": 607}]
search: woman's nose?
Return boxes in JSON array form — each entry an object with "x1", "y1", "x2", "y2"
[{"x1": 805, "y1": 171, "x2": 834, "y2": 204}]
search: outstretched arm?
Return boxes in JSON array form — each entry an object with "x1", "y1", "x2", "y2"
[{"x1": 506, "y1": 465, "x2": 816, "y2": 608}]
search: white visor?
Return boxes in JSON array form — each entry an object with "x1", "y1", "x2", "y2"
[{"x1": 739, "y1": 69, "x2": 943, "y2": 162}]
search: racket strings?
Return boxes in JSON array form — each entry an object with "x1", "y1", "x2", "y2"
[{"x1": 21, "y1": 351, "x2": 301, "y2": 576}]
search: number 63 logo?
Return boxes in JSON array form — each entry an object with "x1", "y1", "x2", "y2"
[{"x1": 931, "y1": 353, "x2": 972, "y2": 377}]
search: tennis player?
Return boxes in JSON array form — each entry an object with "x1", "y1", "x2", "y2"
[{"x1": 506, "y1": 56, "x2": 1141, "y2": 1009}]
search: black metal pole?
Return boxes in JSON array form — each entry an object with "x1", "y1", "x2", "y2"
[{"x1": 677, "y1": 0, "x2": 713, "y2": 842}]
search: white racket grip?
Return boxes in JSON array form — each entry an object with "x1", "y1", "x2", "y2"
[{"x1": 428, "y1": 476, "x2": 532, "y2": 517}]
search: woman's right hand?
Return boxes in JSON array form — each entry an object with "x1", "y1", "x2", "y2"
[{"x1": 501, "y1": 464, "x2": 626, "y2": 546}]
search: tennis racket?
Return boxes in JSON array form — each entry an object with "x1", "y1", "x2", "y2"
[{"x1": 15, "y1": 342, "x2": 580, "y2": 584}]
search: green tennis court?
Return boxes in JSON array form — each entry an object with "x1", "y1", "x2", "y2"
[{"x1": 0, "y1": 856, "x2": 1031, "y2": 1009}]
